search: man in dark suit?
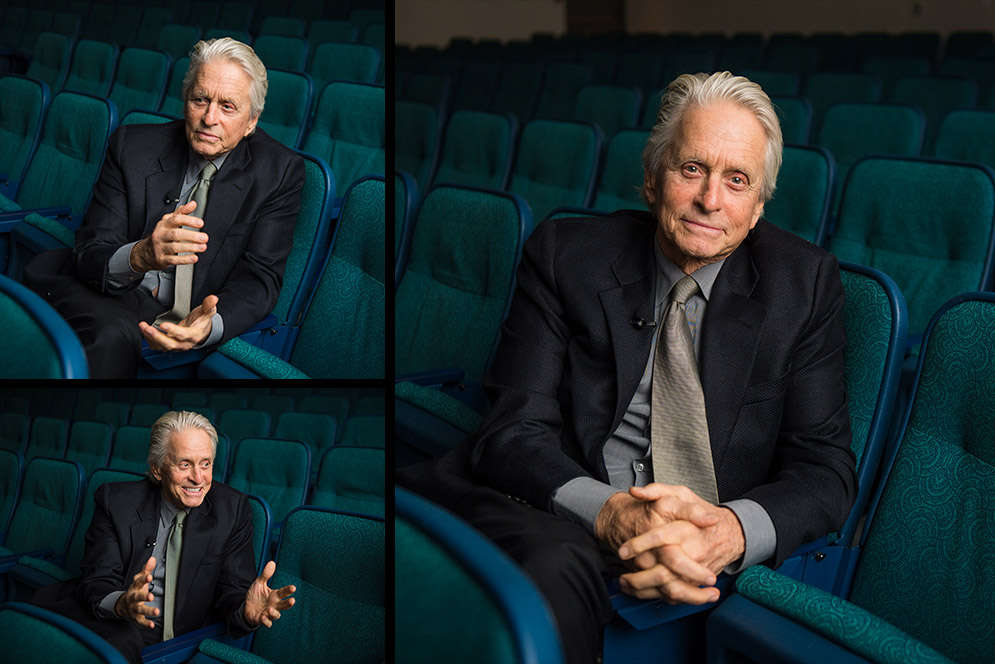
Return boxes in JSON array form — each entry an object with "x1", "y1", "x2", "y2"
[
  {"x1": 72, "y1": 411, "x2": 295, "y2": 663},
  {"x1": 398, "y1": 71, "x2": 857, "y2": 664},
  {"x1": 24, "y1": 38, "x2": 305, "y2": 378}
]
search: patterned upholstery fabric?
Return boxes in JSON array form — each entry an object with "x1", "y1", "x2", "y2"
[
  {"x1": 311, "y1": 447, "x2": 384, "y2": 517},
  {"x1": 394, "y1": 381, "x2": 482, "y2": 435},
  {"x1": 0, "y1": 76, "x2": 46, "y2": 184},
  {"x1": 109, "y1": 48, "x2": 169, "y2": 118},
  {"x1": 593, "y1": 128, "x2": 650, "y2": 212},
  {"x1": 227, "y1": 438, "x2": 308, "y2": 525},
  {"x1": 257, "y1": 70, "x2": 310, "y2": 149},
  {"x1": 764, "y1": 145, "x2": 832, "y2": 244},
  {"x1": 24, "y1": 212, "x2": 75, "y2": 247},
  {"x1": 0, "y1": 605, "x2": 125, "y2": 664},
  {"x1": 848, "y1": 297, "x2": 995, "y2": 663},
  {"x1": 736, "y1": 566, "x2": 952, "y2": 664},
  {"x1": 216, "y1": 337, "x2": 310, "y2": 379},
  {"x1": 0, "y1": 290, "x2": 67, "y2": 378},
  {"x1": 4, "y1": 458, "x2": 80, "y2": 557}
]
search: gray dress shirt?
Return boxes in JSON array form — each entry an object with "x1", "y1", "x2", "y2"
[
  {"x1": 552, "y1": 240, "x2": 776, "y2": 571},
  {"x1": 106, "y1": 148, "x2": 228, "y2": 347}
]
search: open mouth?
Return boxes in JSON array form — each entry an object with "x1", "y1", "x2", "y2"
[{"x1": 182, "y1": 486, "x2": 203, "y2": 495}]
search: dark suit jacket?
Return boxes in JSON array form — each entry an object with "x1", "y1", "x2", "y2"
[
  {"x1": 399, "y1": 211, "x2": 857, "y2": 566},
  {"x1": 72, "y1": 121, "x2": 305, "y2": 343},
  {"x1": 77, "y1": 479, "x2": 256, "y2": 638}
]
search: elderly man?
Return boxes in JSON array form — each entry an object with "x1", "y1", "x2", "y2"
[
  {"x1": 25, "y1": 38, "x2": 305, "y2": 378},
  {"x1": 69, "y1": 411, "x2": 295, "y2": 663},
  {"x1": 398, "y1": 72, "x2": 856, "y2": 664}
]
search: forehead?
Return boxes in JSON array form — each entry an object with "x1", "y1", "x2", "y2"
[
  {"x1": 167, "y1": 428, "x2": 214, "y2": 459},
  {"x1": 670, "y1": 102, "x2": 767, "y2": 174},
  {"x1": 190, "y1": 60, "x2": 252, "y2": 101}
]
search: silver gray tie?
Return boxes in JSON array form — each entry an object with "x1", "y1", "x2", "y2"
[
  {"x1": 154, "y1": 162, "x2": 218, "y2": 327},
  {"x1": 650, "y1": 275, "x2": 719, "y2": 503}
]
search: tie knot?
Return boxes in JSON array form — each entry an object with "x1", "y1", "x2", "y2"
[
  {"x1": 198, "y1": 162, "x2": 218, "y2": 183},
  {"x1": 670, "y1": 275, "x2": 700, "y2": 305}
]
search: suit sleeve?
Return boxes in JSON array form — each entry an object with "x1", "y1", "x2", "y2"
[
  {"x1": 740, "y1": 252, "x2": 857, "y2": 566},
  {"x1": 77, "y1": 484, "x2": 135, "y2": 618},
  {"x1": 213, "y1": 491, "x2": 258, "y2": 637},
  {"x1": 215, "y1": 152, "x2": 305, "y2": 342},
  {"x1": 466, "y1": 219, "x2": 595, "y2": 511}
]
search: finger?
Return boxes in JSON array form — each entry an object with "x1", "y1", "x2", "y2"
[
  {"x1": 174, "y1": 201, "x2": 198, "y2": 217},
  {"x1": 620, "y1": 567, "x2": 721, "y2": 604},
  {"x1": 630, "y1": 485, "x2": 719, "y2": 527},
  {"x1": 168, "y1": 241, "x2": 209, "y2": 255},
  {"x1": 274, "y1": 597, "x2": 295, "y2": 611},
  {"x1": 144, "y1": 556, "x2": 157, "y2": 573},
  {"x1": 268, "y1": 608, "x2": 281, "y2": 622},
  {"x1": 618, "y1": 521, "x2": 696, "y2": 559},
  {"x1": 275, "y1": 585, "x2": 296, "y2": 599},
  {"x1": 260, "y1": 561, "x2": 276, "y2": 583},
  {"x1": 139, "y1": 322, "x2": 174, "y2": 351}
]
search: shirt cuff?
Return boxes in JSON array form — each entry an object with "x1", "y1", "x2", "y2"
[
  {"x1": 107, "y1": 242, "x2": 145, "y2": 289},
  {"x1": 721, "y1": 498, "x2": 777, "y2": 574},
  {"x1": 552, "y1": 477, "x2": 623, "y2": 535},
  {"x1": 192, "y1": 312, "x2": 224, "y2": 349},
  {"x1": 97, "y1": 591, "x2": 125, "y2": 620}
]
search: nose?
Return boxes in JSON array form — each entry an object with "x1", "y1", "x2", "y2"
[
  {"x1": 203, "y1": 102, "x2": 219, "y2": 126},
  {"x1": 191, "y1": 465, "x2": 205, "y2": 484},
  {"x1": 696, "y1": 174, "x2": 722, "y2": 213}
]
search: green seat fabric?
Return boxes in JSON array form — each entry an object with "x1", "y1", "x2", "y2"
[
  {"x1": 932, "y1": 109, "x2": 995, "y2": 168},
  {"x1": 159, "y1": 56, "x2": 190, "y2": 118},
  {"x1": 13, "y1": 91, "x2": 115, "y2": 215},
  {"x1": 535, "y1": 62, "x2": 592, "y2": 120},
  {"x1": 25, "y1": 32, "x2": 70, "y2": 92},
  {"x1": 890, "y1": 75, "x2": 979, "y2": 152},
  {"x1": 0, "y1": 413, "x2": 28, "y2": 454},
  {"x1": 593, "y1": 128, "x2": 650, "y2": 212},
  {"x1": 432, "y1": 110, "x2": 516, "y2": 191},
  {"x1": 490, "y1": 62, "x2": 544, "y2": 121},
  {"x1": 394, "y1": 184, "x2": 527, "y2": 383},
  {"x1": 120, "y1": 110, "x2": 174, "y2": 127},
  {"x1": 253, "y1": 35, "x2": 307, "y2": 73},
  {"x1": 0, "y1": 449, "x2": 22, "y2": 535},
  {"x1": 246, "y1": 494, "x2": 271, "y2": 573},
  {"x1": 134, "y1": 7, "x2": 174, "y2": 49},
  {"x1": 64, "y1": 421, "x2": 112, "y2": 479},
  {"x1": 22, "y1": 212, "x2": 75, "y2": 248},
  {"x1": 274, "y1": 412, "x2": 336, "y2": 459},
  {"x1": 227, "y1": 437, "x2": 310, "y2": 525},
  {"x1": 303, "y1": 81, "x2": 384, "y2": 199},
  {"x1": 129, "y1": 403, "x2": 168, "y2": 427},
  {"x1": 156, "y1": 24, "x2": 202, "y2": 61},
  {"x1": 309, "y1": 42, "x2": 380, "y2": 97},
  {"x1": 509, "y1": 119, "x2": 601, "y2": 222},
  {"x1": 394, "y1": 380, "x2": 483, "y2": 436},
  {"x1": 830, "y1": 157, "x2": 995, "y2": 336},
  {"x1": 769, "y1": 95, "x2": 812, "y2": 144},
  {"x1": 217, "y1": 409, "x2": 271, "y2": 448},
  {"x1": 213, "y1": 337, "x2": 309, "y2": 379},
  {"x1": 860, "y1": 56, "x2": 932, "y2": 97},
  {"x1": 195, "y1": 507, "x2": 384, "y2": 664},
  {"x1": 615, "y1": 52, "x2": 664, "y2": 99},
  {"x1": 395, "y1": 100, "x2": 441, "y2": 195},
  {"x1": 109, "y1": 48, "x2": 170, "y2": 118},
  {"x1": 94, "y1": 402, "x2": 130, "y2": 430},
  {"x1": 259, "y1": 16, "x2": 305, "y2": 38},
  {"x1": 340, "y1": 415, "x2": 384, "y2": 447},
  {"x1": 817, "y1": 103, "x2": 925, "y2": 212},
  {"x1": 0, "y1": 603, "x2": 129, "y2": 664},
  {"x1": 2, "y1": 457, "x2": 82, "y2": 561},
  {"x1": 109, "y1": 425, "x2": 151, "y2": 474},
  {"x1": 802, "y1": 72, "x2": 882, "y2": 136},
  {"x1": 574, "y1": 84, "x2": 642, "y2": 139},
  {"x1": 25, "y1": 416, "x2": 67, "y2": 461},
  {"x1": 0, "y1": 75, "x2": 47, "y2": 191},
  {"x1": 737, "y1": 69, "x2": 801, "y2": 97},
  {"x1": 763, "y1": 144, "x2": 834, "y2": 245},
  {"x1": 310, "y1": 446, "x2": 384, "y2": 517},
  {"x1": 257, "y1": 70, "x2": 312, "y2": 149}
]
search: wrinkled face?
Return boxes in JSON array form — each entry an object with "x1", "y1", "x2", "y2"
[
  {"x1": 151, "y1": 428, "x2": 214, "y2": 509},
  {"x1": 184, "y1": 60, "x2": 258, "y2": 160},
  {"x1": 644, "y1": 102, "x2": 767, "y2": 273}
]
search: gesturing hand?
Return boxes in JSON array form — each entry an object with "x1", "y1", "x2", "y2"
[
  {"x1": 243, "y1": 561, "x2": 297, "y2": 628},
  {"x1": 129, "y1": 201, "x2": 210, "y2": 273},
  {"x1": 139, "y1": 295, "x2": 219, "y2": 352},
  {"x1": 115, "y1": 556, "x2": 159, "y2": 629}
]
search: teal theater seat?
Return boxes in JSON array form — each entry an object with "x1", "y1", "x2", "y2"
[
  {"x1": 0, "y1": 602, "x2": 128, "y2": 664},
  {"x1": 763, "y1": 144, "x2": 835, "y2": 245},
  {"x1": 310, "y1": 446, "x2": 384, "y2": 517},
  {"x1": 108, "y1": 48, "x2": 171, "y2": 118},
  {"x1": 0, "y1": 75, "x2": 49, "y2": 201}
]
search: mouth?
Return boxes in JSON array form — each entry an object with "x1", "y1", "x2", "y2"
[
  {"x1": 195, "y1": 131, "x2": 220, "y2": 142},
  {"x1": 682, "y1": 217, "x2": 722, "y2": 235},
  {"x1": 181, "y1": 486, "x2": 204, "y2": 495}
]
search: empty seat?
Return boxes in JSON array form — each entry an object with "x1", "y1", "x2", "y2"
[
  {"x1": 593, "y1": 128, "x2": 651, "y2": 212},
  {"x1": 133, "y1": 7, "x2": 174, "y2": 49},
  {"x1": 574, "y1": 84, "x2": 642, "y2": 139},
  {"x1": 157, "y1": 23, "x2": 202, "y2": 61},
  {"x1": 274, "y1": 412, "x2": 337, "y2": 459},
  {"x1": 0, "y1": 602, "x2": 129, "y2": 664},
  {"x1": 253, "y1": 35, "x2": 308, "y2": 72},
  {"x1": 932, "y1": 108, "x2": 995, "y2": 169},
  {"x1": 109, "y1": 48, "x2": 171, "y2": 117},
  {"x1": 25, "y1": 416, "x2": 67, "y2": 461},
  {"x1": 802, "y1": 72, "x2": 882, "y2": 137},
  {"x1": 217, "y1": 408, "x2": 270, "y2": 448},
  {"x1": 311, "y1": 446, "x2": 384, "y2": 516},
  {"x1": 763, "y1": 144, "x2": 835, "y2": 245},
  {"x1": 25, "y1": 32, "x2": 71, "y2": 92},
  {"x1": 226, "y1": 437, "x2": 310, "y2": 527},
  {"x1": 63, "y1": 40, "x2": 120, "y2": 98},
  {"x1": 0, "y1": 414, "x2": 28, "y2": 455},
  {"x1": 769, "y1": 95, "x2": 812, "y2": 144},
  {"x1": 451, "y1": 59, "x2": 501, "y2": 111},
  {"x1": 490, "y1": 62, "x2": 544, "y2": 122},
  {"x1": 535, "y1": 62, "x2": 592, "y2": 120},
  {"x1": 308, "y1": 41, "x2": 381, "y2": 97},
  {"x1": 158, "y1": 55, "x2": 189, "y2": 117},
  {"x1": 0, "y1": 75, "x2": 49, "y2": 200},
  {"x1": 432, "y1": 110, "x2": 517, "y2": 191},
  {"x1": 509, "y1": 119, "x2": 602, "y2": 222},
  {"x1": 63, "y1": 421, "x2": 113, "y2": 479},
  {"x1": 341, "y1": 415, "x2": 385, "y2": 448},
  {"x1": 257, "y1": 70, "x2": 312, "y2": 149},
  {"x1": 0, "y1": 449, "x2": 23, "y2": 536},
  {"x1": 129, "y1": 403, "x2": 168, "y2": 427},
  {"x1": 109, "y1": 425, "x2": 150, "y2": 473},
  {"x1": 258, "y1": 16, "x2": 305, "y2": 38},
  {"x1": 890, "y1": 75, "x2": 979, "y2": 152},
  {"x1": 394, "y1": 99, "x2": 441, "y2": 194}
]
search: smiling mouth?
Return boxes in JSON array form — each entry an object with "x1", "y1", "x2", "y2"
[{"x1": 182, "y1": 486, "x2": 203, "y2": 494}]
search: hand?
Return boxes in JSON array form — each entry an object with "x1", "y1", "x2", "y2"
[
  {"x1": 130, "y1": 201, "x2": 209, "y2": 273},
  {"x1": 115, "y1": 556, "x2": 159, "y2": 629},
  {"x1": 594, "y1": 483, "x2": 719, "y2": 558},
  {"x1": 139, "y1": 295, "x2": 218, "y2": 351},
  {"x1": 243, "y1": 561, "x2": 297, "y2": 628}
]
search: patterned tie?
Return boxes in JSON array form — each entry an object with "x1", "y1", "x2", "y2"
[
  {"x1": 163, "y1": 510, "x2": 186, "y2": 641},
  {"x1": 650, "y1": 275, "x2": 719, "y2": 503},
  {"x1": 154, "y1": 162, "x2": 218, "y2": 327}
]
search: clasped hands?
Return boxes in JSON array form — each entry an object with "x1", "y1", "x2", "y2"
[
  {"x1": 116, "y1": 557, "x2": 297, "y2": 631},
  {"x1": 594, "y1": 483, "x2": 745, "y2": 605},
  {"x1": 130, "y1": 200, "x2": 218, "y2": 351}
]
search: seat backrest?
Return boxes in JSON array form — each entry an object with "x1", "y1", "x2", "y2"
[
  {"x1": 802, "y1": 72, "x2": 882, "y2": 136},
  {"x1": 109, "y1": 48, "x2": 171, "y2": 117},
  {"x1": 452, "y1": 59, "x2": 502, "y2": 111},
  {"x1": 250, "y1": 506, "x2": 384, "y2": 664},
  {"x1": 932, "y1": 109, "x2": 995, "y2": 169},
  {"x1": 311, "y1": 446, "x2": 384, "y2": 516},
  {"x1": 535, "y1": 62, "x2": 592, "y2": 120},
  {"x1": 289, "y1": 176, "x2": 385, "y2": 377},
  {"x1": 490, "y1": 61, "x2": 544, "y2": 121},
  {"x1": 816, "y1": 102, "x2": 925, "y2": 212},
  {"x1": 159, "y1": 56, "x2": 190, "y2": 118},
  {"x1": 395, "y1": 169, "x2": 417, "y2": 285},
  {"x1": 65, "y1": 421, "x2": 113, "y2": 480},
  {"x1": 3, "y1": 457, "x2": 83, "y2": 559},
  {"x1": 26, "y1": 416, "x2": 68, "y2": 461},
  {"x1": 433, "y1": 110, "x2": 517, "y2": 192},
  {"x1": 63, "y1": 469, "x2": 144, "y2": 576},
  {"x1": 63, "y1": 40, "x2": 119, "y2": 98},
  {"x1": 302, "y1": 81, "x2": 385, "y2": 199},
  {"x1": 307, "y1": 20, "x2": 358, "y2": 50},
  {"x1": 274, "y1": 412, "x2": 337, "y2": 459},
  {"x1": 767, "y1": 95, "x2": 812, "y2": 144},
  {"x1": 133, "y1": 7, "x2": 173, "y2": 49},
  {"x1": 395, "y1": 487, "x2": 563, "y2": 664},
  {"x1": 763, "y1": 144, "x2": 835, "y2": 245},
  {"x1": 120, "y1": 110, "x2": 174, "y2": 127},
  {"x1": 246, "y1": 493, "x2": 272, "y2": 574},
  {"x1": 0, "y1": 602, "x2": 129, "y2": 664},
  {"x1": 157, "y1": 24, "x2": 202, "y2": 61},
  {"x1": 594, "y1": 128, "x2": 650, "y2": 212},
  {"x1": 25, "y1": 32, "x2": 70, "y2": 93},
  {"x1": 0, "y1": 75, "x2": 48, "y2": 192},
  {"x1": 0, "y1": 450, "x2": 23, "y2": 536},
  {"x1": 575, "y1": 84, "x2": 642, "y2": 140},
  {"x1": 510, "y1": 119, "x2": 602, "y2": 222},
  {"x1": 217, "y1": 408, "x2": 271, "y2": 447},
  {"x1": 830, "y1": 156, "x2": 995, "y2": 335},
  {"x1": 0, "y1": 274, "x2": 89, "y2": 378},
  {"x1": 890, "y1": 75, "x2": 979, "y2": 152},
  {"x1": 341, "y1": 415, "x2": 385, "y2": 448},
  {"x1": 847, "y1": 293, "x2": 995, "y2": 663},
  {"x1": 93, "y1": 402, "x2": 130, "y2": 430},
  {"x1": 394, "y1": 99, "x2": 441, "y2": 194},
  {"x1": 309, "y1": 41, "x2": 380, "y2": 95},
  {"x1": 129, "y1": 403, "x2": 168, "y2": 427},
  {"x1": 253, "y1": 35, "x2": 308, "y2": 72},
  {"x1": 227, "y1": 437, "x2": 310, "y2": 525},
  {"x1": 259, "y1": 16, "x2": 305, "y2": 38},
  {"x1": 257, "y1": 70, "x2": 312, "y2": 149},
  {"x1": 394, "y1": 183, "x2": 529, "y2": 382},
  {"x1": 109, "y1": 425, "x2": 150, "y2": 474},
  {"x1": 0, "y1": 413, "x2": 28, "y2": 454}
]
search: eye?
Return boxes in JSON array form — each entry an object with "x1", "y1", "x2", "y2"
[{"x1": 681, "y1": 163, "x2": 702, "y2": 177}]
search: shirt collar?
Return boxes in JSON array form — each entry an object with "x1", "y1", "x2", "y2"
[
  {"x1": 653, "y1": 239, "x2": 726, "y2": 308},
  {"x1": 158, "y1": 492, "x2": 189, "y2": 528},
  {"x1": 185, "y1": 147, "x2": 230, "y2": 183}
]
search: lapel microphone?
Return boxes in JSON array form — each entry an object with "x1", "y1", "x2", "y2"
[
  {"x1": 145, "y1": 536, "x2": 156, "y2": 548},
  {"x1": 631, "y1": 318, "x2": 657, "y2": 330}
]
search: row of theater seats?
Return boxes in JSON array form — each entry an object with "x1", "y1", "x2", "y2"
[{"x1": 395, "y1": 290, "x2": 995, "y2": 663}]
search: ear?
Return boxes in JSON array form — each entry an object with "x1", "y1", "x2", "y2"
[
  {"x1": 150, "y1": 464, "x2": 162, "y2": 483},
  {"x1": 643, "y1": 171, "x2": 657, "y2": 206},
  {"x1": 750, "y1": 199, "x2": 764, "y2": 229},
  {"x1": 244, "y1": 116, "x2": 258, "y2": 137}
]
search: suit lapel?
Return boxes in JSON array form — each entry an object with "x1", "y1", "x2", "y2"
[
  {"x1": 129, "y1": 485, "x2": 160, "y2": 568},
  {"x1": 177, "y1": 492, "x2": 217, "y2": 628},
  {"x1": 144, "y1": 128, "x2": 187, "y2": 237},
  {"x1": 699, "y1": 235, "x2": 765, "y2": 481}
]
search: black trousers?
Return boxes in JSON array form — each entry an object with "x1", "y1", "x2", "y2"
[
  {"x1": 453, "y1": 487, "x2": 624, "y2": 664},
  {"x1": 22, "y1": 248, "x2": 169, "y2": 379}
]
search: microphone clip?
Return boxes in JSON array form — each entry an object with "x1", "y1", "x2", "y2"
[{"x1": 631, "y1": 318, "x2": 657, "y2": 330}]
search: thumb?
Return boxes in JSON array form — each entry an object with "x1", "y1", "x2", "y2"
[
  {"x1": 144, "y1": 556, "x2": 157, "y2": 573},
  {"x1": 202, "y1": 294, "x2": 219, "y2": 313},
  {"x1": 259, "y1": 560, "x2": 276, "y2": 583},
  {"x1": 179, "y1": 200, "x2": 197, "y2": 214}
]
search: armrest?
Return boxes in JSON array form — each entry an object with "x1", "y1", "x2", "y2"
[
  {"x1": 9, "y1": 556, "x2": 73, "y2": 588},
  {"x1": 395, "y1": 368, "x2": 466, "y2": 388},
  {"x1": 189, "y1": 638, "x2": 273, "y2": 664},
  {"x1": 140, "y1": 315, "x2": 279, "y2": 374},
  {"x1": 142, "y1": 622, "x2": 229, "y2": 664},
  {"x1": 395, "y1": 381, "x2": 482, "y2": 434},
  {"x1": 203, "y1": 336, "x2": 310, "y2": 379},
  {"x1": 0, "y1": 206, "x2": 73, "y2": 226}
]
